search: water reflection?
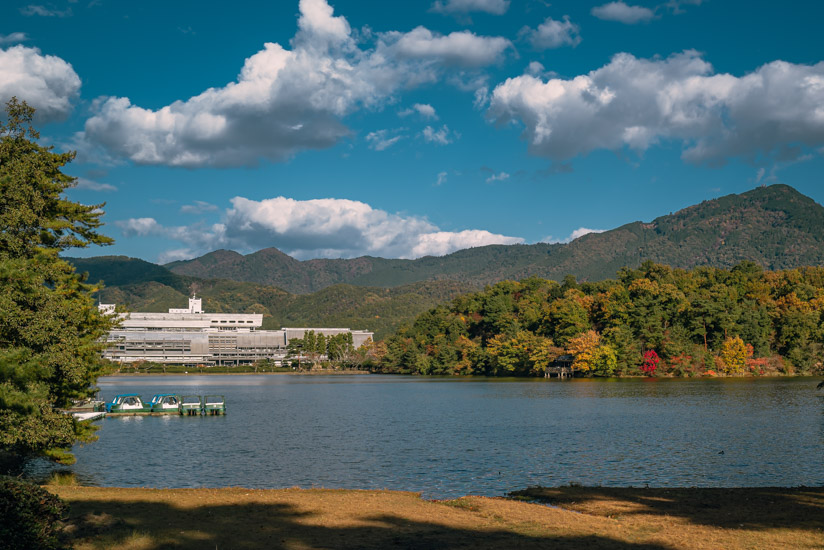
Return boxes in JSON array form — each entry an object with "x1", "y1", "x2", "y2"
[{"x1": 42, "y1": 375, "x2": 823, "y2": 498}]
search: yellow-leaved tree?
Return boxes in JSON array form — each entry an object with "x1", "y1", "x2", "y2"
[
  {"x1": 567, "y1": 330, "x2": 601, "y2": 372},
  {"x1": 719, "y1": 335, "x2": 748, "y2": 375},
  {"x1": 566, "y1": 330, "x2": 618, "y2": 376}
]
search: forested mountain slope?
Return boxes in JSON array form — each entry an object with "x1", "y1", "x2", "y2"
[{"x1": 165, "y1": 185, "x2": 824, "y2": 293}]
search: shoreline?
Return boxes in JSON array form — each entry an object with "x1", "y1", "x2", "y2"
[
  {"x1": 103, "y1": 369, "x2": 372, "y2": 376},
  {"x1": 52, "y1": 485, "x2": 824, "y2": 549},
  {"x1": 100, "y1": 370, "x2": 821, "y2": 381}
]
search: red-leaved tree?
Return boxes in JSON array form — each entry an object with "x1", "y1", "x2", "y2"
[{"x1": 641, "y1": 350, "x2": 660, "y2": 376}]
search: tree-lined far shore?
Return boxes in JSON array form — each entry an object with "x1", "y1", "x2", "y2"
[{"x1": 374, "y1": 261, "x2": 824, "y2": 377}]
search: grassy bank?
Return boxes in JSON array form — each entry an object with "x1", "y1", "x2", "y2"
[{"x1": 51, "y1": 485, "x2": 824, "y2": 549}]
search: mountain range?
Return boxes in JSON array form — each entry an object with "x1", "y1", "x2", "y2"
[
  {"x1": 166, "y1": 184, "x2": 824, "y2": 293},
  {"x1": 69, "y1": 184, "x2": 824, "y2": 339}
]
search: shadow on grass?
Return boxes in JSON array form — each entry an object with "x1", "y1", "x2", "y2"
[
  {"x1": 510, "y1": 486, "x2": 824, "y2": 532},
  {"x1": 64, "y1": 497, "x2": 671, "y2": 550}
]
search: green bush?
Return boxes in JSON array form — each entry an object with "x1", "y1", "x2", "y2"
[{"x1": 0, "y1": 476, "x2": 69, "y2": 550}]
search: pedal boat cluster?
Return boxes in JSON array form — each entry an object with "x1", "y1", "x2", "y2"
[{"x1": 99, "y1": 393, "x2": 226, "y2": 416}]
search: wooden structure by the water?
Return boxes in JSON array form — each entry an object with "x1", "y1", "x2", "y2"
[
  {"x1": 545, "y1": 355, "x2": 576, "y2": 378},
  {"x1": 545, "y1": 366, "x2": 574, "y2": 378}
]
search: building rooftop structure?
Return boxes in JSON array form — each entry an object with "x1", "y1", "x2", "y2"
[{"x1": 100, "y1": 296, "x2": 262, "y2": 332}]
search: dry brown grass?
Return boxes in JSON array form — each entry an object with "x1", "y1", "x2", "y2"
[{"x1": 51, "y1": 486, "x2": 824, "y2": 549}]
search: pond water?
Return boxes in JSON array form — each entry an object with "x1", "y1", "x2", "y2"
[{"x1": 59, "y1": 375, "x2": 824, "y2": 499}]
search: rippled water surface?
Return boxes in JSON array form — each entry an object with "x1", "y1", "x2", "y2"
[{"x1": 62, "y1": 375, "x2": 823, "y2": 498}]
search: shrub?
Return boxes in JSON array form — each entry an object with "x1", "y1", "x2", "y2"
[
  {"x1": 0, "y1": 476, "x2": 69, "y2": 550},
  {"x1": 765, "y1": 355, "x2": 788, "y2": 375}
]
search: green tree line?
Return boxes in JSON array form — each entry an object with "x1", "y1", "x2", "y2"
[
  {"x1": 284, "y1": 330, "x2": 366, "y2": 370},
  {"x1": 375, "y1": 261, "x2": 824, "y2": 377}
]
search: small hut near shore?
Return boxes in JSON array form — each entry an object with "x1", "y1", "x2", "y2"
[{"x1": 545, "y1": 354, "x2": 575, "y2": 378}]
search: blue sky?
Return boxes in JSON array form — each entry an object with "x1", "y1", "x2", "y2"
[{"x1": 2, "y1": 0, "x2": 823, "y2": 263}]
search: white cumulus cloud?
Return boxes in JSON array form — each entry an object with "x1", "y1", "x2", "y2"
[
  {"x1": 422, "y1": 124, "x2": 455, "y2": 145},
  {"x1": 117, "y1": 217, "x2": 161, "y2": 236},
  {"x1": 0, "y1": 45, "x2": 81, "y2": 121},
  {"x1": 295, "y1": 0, "x2": 351, "y2": 45},
  {"x1": 591, "y1": 2, "x2": 655, "y2": 24},
  {"x1": 399, "y1": 103, "x2": 438, "y2": 119},
  {"x1": 118, "y1": 196, "x2": 523, "y2": 261},
  {"x1": 384, "y1": 27, "x2": 512, "y2": 68},
  {"x1": 415, "y1": 103, "x2": 437, "y2": 119},
  {"x1": 82, "y1": 38, "x2": 358, "y2": 167},
  {"x1": 521, "y1": 16, "x2": 581, "y2": 50},
  {"x1": 79, "y1": 0, "x2": 509, "y2": 167},
  {"x1": 488, "y1": 50, "x2": 824, "y2": 165}
]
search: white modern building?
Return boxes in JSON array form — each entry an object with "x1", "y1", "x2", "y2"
[{"x1": 100, "y1": 296, "x2": 373, "y2": 366}]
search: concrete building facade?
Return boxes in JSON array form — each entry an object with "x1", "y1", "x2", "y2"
[{"x1": 100, "y1": 297, "x2": 373, "y2": 366}]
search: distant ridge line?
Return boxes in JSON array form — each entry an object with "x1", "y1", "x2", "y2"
[{"x1": 162, "y1": 184, "x2": 824, "y2": 293}]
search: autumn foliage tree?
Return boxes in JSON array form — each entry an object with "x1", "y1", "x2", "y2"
[
  {"x1": 566, "y1": 330, "x2": 601, "y2": 373},
  {"x1": 718, "y1": 336, "x2": 748, "y2": 375},
  {"x1": 487, "y1": 331, "x2": 534, "y2": 375},
  {"x1": 641, "y1": 350, "x2": 660, "y2": 376}
]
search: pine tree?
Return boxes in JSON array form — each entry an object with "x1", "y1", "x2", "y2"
[{"x1": 0, "y1": 98, "x2": 113, "y2": 466}]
